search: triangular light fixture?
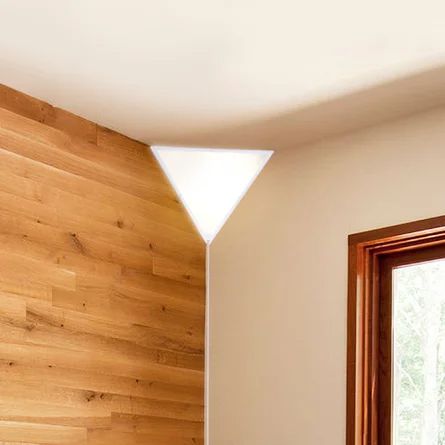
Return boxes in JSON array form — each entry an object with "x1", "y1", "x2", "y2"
[{"x1": 152, "y1": 146, "x2": 273, "y2": 244}]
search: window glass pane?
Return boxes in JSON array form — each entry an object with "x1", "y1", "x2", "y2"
[{"x1": 393, "y1": 259, "x2": 445, "y2": 445}]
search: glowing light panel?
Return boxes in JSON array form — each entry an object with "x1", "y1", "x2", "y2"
[{"x1": 152, "y1": 146, "x2": 273, "y2": 243}]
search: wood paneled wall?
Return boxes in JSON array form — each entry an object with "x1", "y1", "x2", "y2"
[{"x1": 0, "y1": 84, "x2": 205, "y2": 444}]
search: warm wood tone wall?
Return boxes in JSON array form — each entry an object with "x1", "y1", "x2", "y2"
[{"x1": 0, "y1": 84, "x2": 205, "y2": 444}]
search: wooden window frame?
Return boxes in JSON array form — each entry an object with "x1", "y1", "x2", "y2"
[{"x1": 347, "y1": 215, "x2": 445, "y2": 445}]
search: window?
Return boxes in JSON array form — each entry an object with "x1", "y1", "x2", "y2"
[
  {"x1": 392, "y1": 257, "x2": 445, "y2": 445},
  {"x1": 347, "y1": 216, "x2": 445, "y2": 445}
]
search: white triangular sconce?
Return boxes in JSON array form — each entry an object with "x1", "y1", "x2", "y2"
[{"x1": 152, "y1": 146, "x2": 273, "y2": 244}]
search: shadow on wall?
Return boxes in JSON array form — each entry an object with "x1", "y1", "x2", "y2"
[{"x1": 186, "y1": 63, "x2": 445, "y2": 150}]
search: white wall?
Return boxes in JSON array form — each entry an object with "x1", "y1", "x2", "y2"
[{"x1": 209, "y1": 107, "x2": 445, "y2": 445}]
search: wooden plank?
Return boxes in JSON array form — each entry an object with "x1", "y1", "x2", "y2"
[
  {"x1": 0, "y1": 84, "x2": 96, "y2": 144},
  {"x1": 24, "y1": 305, "x2": 204, "y2": 371},
  {"x1": 0, "y1": 420, "x2": 86, "y2": 444},
  {"x1": 0, "y1": 251, "x2": 76, "y2": 291},
  {"x1": 0, "y1": 84, "x2": 52, "y2": 125},
  {"x1": 0, "y1": 359, "x2": 203, "y2": 405},
  {"x1": 0, "y1": 280, "x2": 52, "y2": 301},
  {"x1": 112, "y1": 413, "x2": 204, "y2": 438},
  {"x1": 0, "y1": 381, "x2": 203, "y2": 422},
  {"x1": 23, "y1": 293, "x2": 203, "y2": 351},
  {"x1": 0, "y1": 340, "x2": 204, "y2": 389},
  {"x1": 87, "y1": 429, "x2": 203, "y2": 445},
  {"x1": 153, "y1": 256, "x2": 205, "y2": 286},
  {"x1": 0, "y1": 292, "x2": 27, "y2": 343},
  {"x1": 0, "y1": 400, "x2": 111, "y2": 429}
]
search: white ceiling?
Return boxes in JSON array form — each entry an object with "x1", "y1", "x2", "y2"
[{"x1": 1, "y1": 1, "x2": 445, "y2": 148}]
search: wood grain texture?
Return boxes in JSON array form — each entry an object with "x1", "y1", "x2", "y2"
[{"x1": 0, "y1": 84, "x2": 205, "y2": 444}]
